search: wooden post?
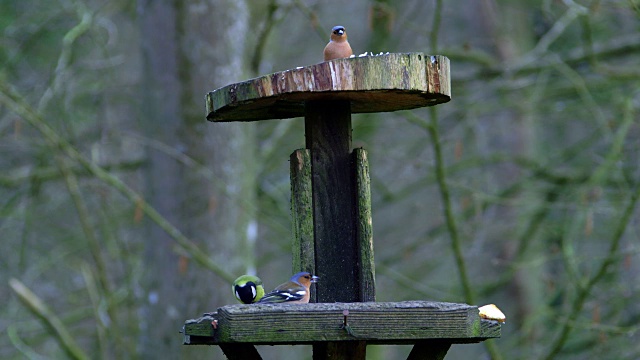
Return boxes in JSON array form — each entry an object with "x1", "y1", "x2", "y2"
[
  {"x1": 304, "y1": 99, "x2": 365, "y2": 360},
  {"x1": 292, "y1": 141, "x2": 376, "y2": 305},
  {"x1": 353, "y1": 148, "x2": 375, "y2": 302},
  {"x1": 304, "y1": 100, "x2": 359, "y2": 303},
  {"x1": 290, "y1": 149, "x2": 316, "y2": 301},
  {"x1": 407, "y1": 340, "x2": 451, "y2": 360},
  {"x1": 219, "y1": 344, "x2": 262, "y2": 360}
]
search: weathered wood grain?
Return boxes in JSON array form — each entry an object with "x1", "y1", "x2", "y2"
[
  {"x1": 183, "y1": 301, "x2": 502, "y2": 345},
  {"x1": 353, "y1": 149, "x2": 375, "y2": 302},
  {"x1": 314, "y1": 341, "x2": 367, "y2": 360},
  {"x1": 206, "y1": 53, "x2": 451, "y2": 122},
  {"x1": 304, "y1": 101, "x2": 358, "y2": 303},
  {"x1": 290, "y1": 149, "x2": 315, "y2": 295}
]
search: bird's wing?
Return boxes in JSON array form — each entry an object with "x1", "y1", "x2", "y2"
[{"x1": 258, "y1": 284, "x2": 307, "y2": 303}]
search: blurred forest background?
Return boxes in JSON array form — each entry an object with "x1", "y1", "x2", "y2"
[{"x1": 1, "y1": 0, "x2": 639, "y2": 359}]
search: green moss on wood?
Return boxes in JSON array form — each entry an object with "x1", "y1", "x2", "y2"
[
  {"x1": 205, "y1": 53, "x2": 451, "y2": 122},
  {"x1": 183, "y1": 301, "x2": 501, "y2": 345},
  {"x1": 290, "y1": 149, "x2": 315, "y2": 277},
  {"x1": 353, "y1": 149, "x2": 375, "y2": 302}
]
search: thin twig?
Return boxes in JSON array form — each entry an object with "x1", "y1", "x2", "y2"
[
  {"x1": 7, "y1": 324, "x2": 49, "y2": 360},
  {"x1": 56, "y1": 156, "x2": 114, "y2": 356},
  {"x1": 37, "y1": 3, "x2": 93, "y2": 112},
  {"x1": 9, "y1": 279, "x2": 90, "y2": 360},
  {"x1": 426, "y1": 109, "x2": 475, "y2": 305},
  {"x1": 80, "y1": 264, "x2": 108, "y2": 359},
  {"x1": 541, "y1": 99, "x2": 636, "y2": 360},
  {"x1": 430, "y1": 0, "x2": 443, "y2": 53},
  {"x1": 630, "y1": 0, "x2": 640, "y2": 15},
  {"x1": 0, "y1": 80, "x2": 236, "y2": 284},
  {"x1": 56, "y1": 156, "x2": 111, "y2": 297},
  {"x1": 250, "y1": 0, "x2": 280, "y2": 74},
  {"x1": 511, "y1": 1, "x2": 587, "y2": 70},
  {"x1": 292, "y1": 0, "x2": 325, "y2": 41}
]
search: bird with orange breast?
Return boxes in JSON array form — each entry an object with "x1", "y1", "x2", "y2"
[
  {"x1": 323, "y1": 25, "x2": 353, "y2": 61},
  {"x1": 257, "y1": 272, "x2": 319, "y2": 304}
]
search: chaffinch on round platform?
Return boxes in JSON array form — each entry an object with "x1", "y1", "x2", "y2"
[
  {"x1": 323, "y1": 25, "x2": 353, "y2": 61},
  {"x1": 257, "y1": 272, "x2": 319, "y2": 304},
  {"x1": 232, "y1": 275, "x2": 265, "y2": 304}
]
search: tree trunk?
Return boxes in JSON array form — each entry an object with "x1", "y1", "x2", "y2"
[{"x1": 138, "y1": 0, "x2": 251, "y2": 358}]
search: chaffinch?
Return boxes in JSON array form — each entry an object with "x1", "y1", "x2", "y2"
[
  {"x1": 232, "y1": 275, "x2": 265, "y2": 304},
  {"x1": 257, "y1": 272, "x2": 319, "y2": 304},
  {"x1": 323, "y1": 25, "x2": 353, "y2": 61}
]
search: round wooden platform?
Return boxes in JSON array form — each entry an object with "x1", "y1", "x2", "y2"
[{"x1": 206, "y1": 53, "x2": 451, "y2": 122}]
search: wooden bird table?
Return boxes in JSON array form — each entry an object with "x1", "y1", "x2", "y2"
[{"x1": 182, "y1": 53, "x2": 501, "y2": 360}]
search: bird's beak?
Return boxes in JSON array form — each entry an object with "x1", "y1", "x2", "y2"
[
  {"x1": 337, "y1": 29, "x2": 344, "y2": 35},
  {"x1": 311, "y1": 275, "x2": 319, "y2": 283}
]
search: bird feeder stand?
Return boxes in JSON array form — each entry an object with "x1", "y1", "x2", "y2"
[{"x1": 182, "y1": 53, "x2": 501, "y2": 359}]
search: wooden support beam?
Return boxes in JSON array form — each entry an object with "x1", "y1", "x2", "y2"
[
  {"x1": 353, "y1": 148, "x2": 375, "y2": 302},
  {"x1": 305, "y1": 100, "x2": 362, "y2": 359},
  {"x1": 291, "y1": 148, "x2": 376, "y2": 304},
  {"x1": 290, "y1": 149, "x2": 315, "y2": 281},
  {"x1": 407, "y1": 340, "x2": 451, "y2": 360},
  {"x1": 304, "y1": 100, "x2": 358, "y2": 303},
  {"x1": 314, "y1": 341, "x2": 367, "y2": 360},
  {"x1": 219, "y1": 344, "x2": 262, "y2": 360}
]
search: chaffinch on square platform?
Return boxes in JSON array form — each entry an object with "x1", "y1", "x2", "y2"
[
  {"x1": 232, "y1": 275, "x2": 265, "y2": 304},
  {"x1": 323, "y1": 25, "x2": 353, "y2": 61},
  {"x1": 257, "y1": 272, "x2": 319, "y2": 304}
]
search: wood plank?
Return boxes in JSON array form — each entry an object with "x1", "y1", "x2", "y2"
[
  {"x1": 182, "y1": 313, "x2": 218, "y2": 343},
  {"x1": 183, "y1": 301, "x2": 501, "y2": 345},
  {"x1": 290, "y1": 149, "x2": 316, "y2": 300},
  {"x1": 353, "y1": 149, "x2": 375, "y2": 302},
  {"x1": 206, "y1": 53, "x2": 451, "y2": 122}
]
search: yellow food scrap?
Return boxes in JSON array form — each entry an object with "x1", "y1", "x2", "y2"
[{"x1": 479, "y1": 304, "x2": 506, "y2": 323}]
